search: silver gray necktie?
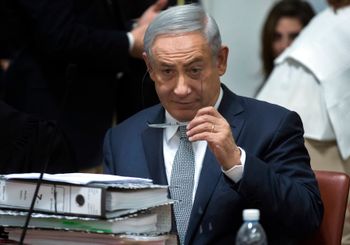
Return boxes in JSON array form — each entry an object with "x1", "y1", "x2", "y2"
[{"x1": 170, "y1": 125, "x2": 195, "y2": 245}]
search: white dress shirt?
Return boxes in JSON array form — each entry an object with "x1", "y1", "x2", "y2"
[
  {"x1": 163, "y1": 87, "x2": 246, "y2": 202},
  {"x1": 126, "y1": 32, "x2": 134, "y2": 53}
]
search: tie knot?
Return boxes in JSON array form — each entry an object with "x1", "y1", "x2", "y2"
[{"x1": 178, "y1": 125, "x2": 188, "y2": 139}]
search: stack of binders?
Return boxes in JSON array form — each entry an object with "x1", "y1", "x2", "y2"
[{"x1": 0, "y1": 173, "x2": 175, "y2": 244}]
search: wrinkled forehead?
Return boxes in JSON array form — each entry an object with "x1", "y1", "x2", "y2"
[{"x1": 148, "y1": 32, "x2": 212, "y2": 61}]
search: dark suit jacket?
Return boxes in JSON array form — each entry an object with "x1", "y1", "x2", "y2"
[
  {"x1": 0, "y1": 100, "x2": 77, "y2": 173},
  {"x1": 103, "y1": 84, "x2": 323, "y2": 245},
  {"x1": 1, "y1": 0, "x2": 163, "y2": 170}
]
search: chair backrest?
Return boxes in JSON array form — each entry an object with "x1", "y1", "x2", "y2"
[{"x1": 302, "y1": 170, "x2": 350, "y2": 245}]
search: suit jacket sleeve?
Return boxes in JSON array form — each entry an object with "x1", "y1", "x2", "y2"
[
  {"x1": 237, "y1": 110, "x2": 323, "y2": 239},
  {"x1": 16, "y1": 0, "x2": 130, "y2": 69}
]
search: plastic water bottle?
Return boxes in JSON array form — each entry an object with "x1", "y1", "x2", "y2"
[{"x1": 236, "y1": 209, "x2": 267, "y2": 245}]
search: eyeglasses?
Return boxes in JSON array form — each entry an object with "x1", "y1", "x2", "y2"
[{"x1": 147, "y1": 121, "x2": 189, "y2": 128}]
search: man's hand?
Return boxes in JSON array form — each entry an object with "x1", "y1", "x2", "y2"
[
  {"x1": 186, "y1": 106, "x2": 241, "y2": 170},
  {"x1": 130, "y1": 0, "x2": 168, "y2": 58}
]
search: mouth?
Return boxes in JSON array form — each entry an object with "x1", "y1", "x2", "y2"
[
  {"x1": 171, "y1": 101, "x2": 197, "y2": 110},
  {"x1": 174, "y1": 101, "x2": 193, "y2": 104},
  {"x1": 167, "y1": 96, "x2": 202, "y2": 110}
]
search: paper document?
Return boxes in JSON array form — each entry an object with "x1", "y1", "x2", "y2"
[
  {"x1": 0, "y1": 174, "x2": 171, "y2": 218},
  {"x1": 0, "y1": 179, "x2": 104, "y2": 216},
  {"x1": 0, "y1": 204, "x2": 172, "y2": 235},
  {"x1": 4, "y1": 173, "x2": 152, "y2": 185}
]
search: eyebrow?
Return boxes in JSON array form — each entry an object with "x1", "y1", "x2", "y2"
[
  {"x1": 157, "y1": 57, "x2": 204, "y2": 68},
  {"x1": 158, "y1": 62, "x2": 174, "y2": 67},
  {"x1": 185, "y1": 57, "x2": 204, "y2": 66}
]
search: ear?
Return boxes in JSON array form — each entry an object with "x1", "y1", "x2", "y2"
[
  {"x1": 217, "y1": 46, "x2": 229, "y2": 76},
  {"x1": 143, "y1": 51, "x2": 153, "y2": 74}
]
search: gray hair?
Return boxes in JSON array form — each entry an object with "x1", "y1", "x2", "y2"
[{"x1": 144, "y1": 4, "x2": 222, "y2": 60}]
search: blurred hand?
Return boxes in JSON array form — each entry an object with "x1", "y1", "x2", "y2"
[
  {"x1": 137, "y1": 0, "x2": 168, "y2": 27},
  {"x1": 130, "y1": 0, "x2": 168, "y2": 58},
  {"x1": 0, "y1": 59, "x2": 10, "y2": 71},
  {"x1": 186, "y1": 106, "x2": 241, "y2": 170}
]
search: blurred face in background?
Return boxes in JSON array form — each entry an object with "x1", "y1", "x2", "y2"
[{"x1": 272, "y1": 17, "x2": 303, "y2": 57}]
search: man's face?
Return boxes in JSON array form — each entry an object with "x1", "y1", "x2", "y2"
[{"x1": 144, "y1": 32, "x2": 228, "y2": 122}]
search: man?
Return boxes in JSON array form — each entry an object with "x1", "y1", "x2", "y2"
[{"x1": 103, "y1": 4, "x2": 323, "y2": 245}]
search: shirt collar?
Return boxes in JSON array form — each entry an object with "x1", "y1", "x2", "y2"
[{"x1": 164, "y1": 86, "x2": 224, "y2": 142}]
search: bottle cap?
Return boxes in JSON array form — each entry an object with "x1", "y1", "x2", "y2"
[{"x1": 242, "y1": 209, "x2": 260, "y2": 221}]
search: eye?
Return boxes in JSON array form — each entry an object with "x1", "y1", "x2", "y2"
[
  {"x1": 159, "y1": 67, "x2": 175, "y2": 80},
  {"x1": 161, "y1": 68, "x2": 172, "y2": 74},
  {"x1": 188, "y1": 66, "x2": 202, "y2": 79},
  {"x1": 191, "y1": 67, "x2": 201, "y2": 74},
  {"x1": 289, "y1": 32, "x2": 300, "y2": 41},
  {"x1": 273, "y1": 33, "x2": 282, "y2": 42},
  {"x1": 160, "y1": 67, "x2": 174, "y2": 76}
]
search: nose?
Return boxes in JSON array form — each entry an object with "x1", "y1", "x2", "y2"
[
  {"x1": 174, "y1": 74, "x2": 191, "y2": 96},
  {"x1": 281, "y1": 36, "x2": 293, "y2": 51}
]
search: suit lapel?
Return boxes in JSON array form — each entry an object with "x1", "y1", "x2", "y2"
[
  {"x1": 219, "y1": 84, "x2": 245, "y2": 142},
  {"x1": 186, "y1": 84, "x2": 246, "y2": 243},
  {"x1": 185, "y1": 150, "x2": 221, "y2": 244},
  {"x1": 141, "y1": 109, "x2": 168, "y2": 185}
]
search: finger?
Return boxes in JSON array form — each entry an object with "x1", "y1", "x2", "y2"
[
  {"x1": 195, "y1": 106, "x2": 223, "y2": 119},
  {"x1": 153, "y1": 0, "x2": 168, "y2": 11},
  {"x1": 188, "y1": 120, "x2": 215, "y2": 137},
  {"x1": 195, "y1": 106, "x2": 215, "y2": 115},
  {"x1": 187, "y1": 113, "x2": 217, "y2": 130}
]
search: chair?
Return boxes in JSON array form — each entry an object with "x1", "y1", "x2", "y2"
[{"x1": 302, "y1": 170, "x2": 350, "y2": 245}]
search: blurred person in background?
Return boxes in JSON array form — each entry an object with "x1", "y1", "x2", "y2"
[
  {"x1": 257, "y1": 0, "x2": 350, "y2": 242},
  {"x1": 0, "y1": 100, "x2": 77, "y2": 173},
  {"x1": 0, "y1": 0, "x2": 168, "y2": 173},
  {"x1": 257, "y1": 0, "x2": 315, "y2": 93}
]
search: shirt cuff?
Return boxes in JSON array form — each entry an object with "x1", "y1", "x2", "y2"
[
  {"x1": 127, "y1": 32, "x2": 134, "y2": 53},
  {"x1": 222, "y1": 147, "x2": 246, "y2": 183}
]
